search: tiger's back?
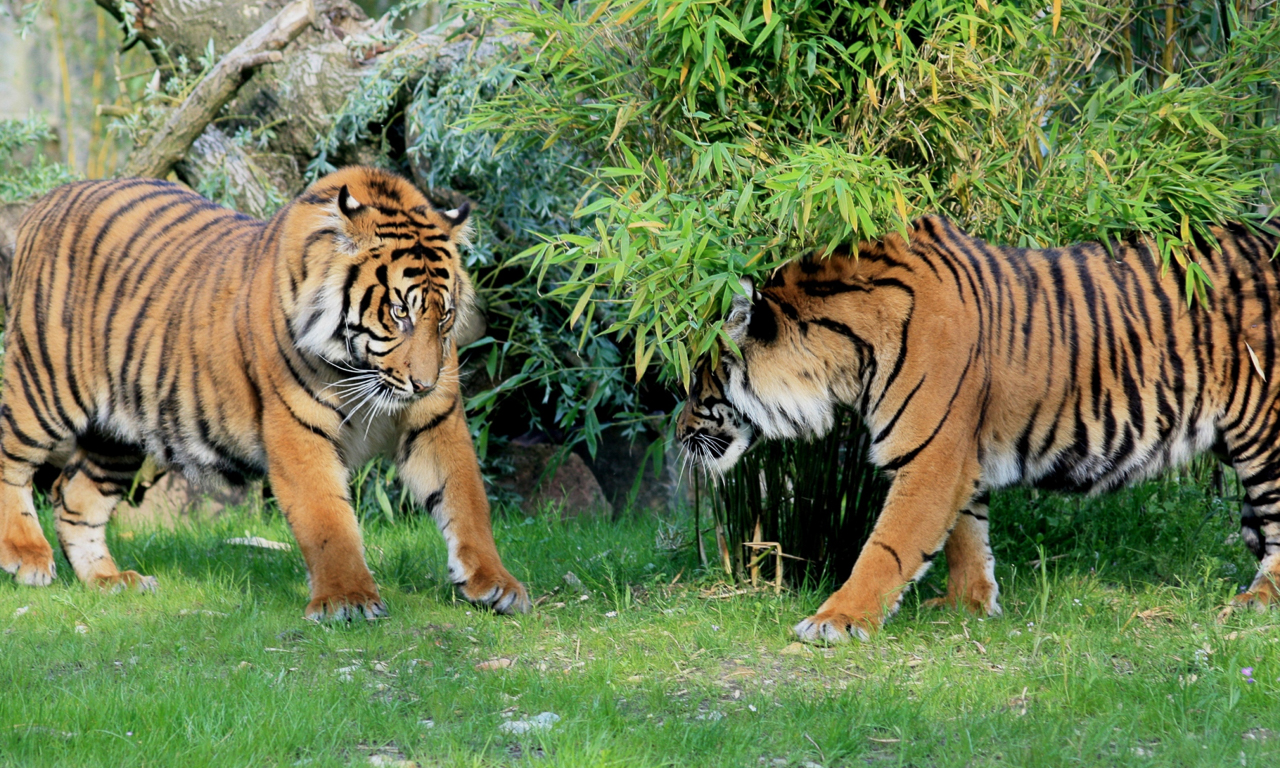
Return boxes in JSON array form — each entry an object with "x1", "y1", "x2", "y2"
[
  {"x1": 901, "y1": 218, "x2": 1280, "y2": 499},
  {"x1": 679, "y1": 215, "x2": 1280, "y2": 642},
  {"x1": 9, "y1": 179, "x2": 266, "y2": 480}
]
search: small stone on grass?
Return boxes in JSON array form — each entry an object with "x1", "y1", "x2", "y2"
[{"x1": 498, "y1": 712, "x2": 559, "y2": 735}]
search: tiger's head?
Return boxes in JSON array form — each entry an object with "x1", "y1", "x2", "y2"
[
  {"x1": 676, "y1": 356, "x2": 757, "y2": 474},
  {"x1": 284, "y1": 168, "x2": 478, "y2": 404},
  {"x1": 678, "y1": 251, "x2": 905, "y2": 471}
]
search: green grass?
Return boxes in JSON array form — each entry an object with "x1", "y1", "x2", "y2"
[{"x1": 2, "y1": 477, "x2": 1278, "y2": 767}]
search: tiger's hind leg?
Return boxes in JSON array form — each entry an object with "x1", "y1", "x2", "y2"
[
  {"x1": 922, "y1": 494, "x2": 1002, "y2": 616},
  {"x1": 0, "y1": 404, "x2": 67, "y2": 586},
  {"x1": 1232, "y1": 500, "x2": 1280, "y2": 611},
  {"x1": 1224, "y1": 449, "x2": 1280, "y2": 612},
  {"x1": 52, "y1": 434, "x2": 154, "y2": 592}
]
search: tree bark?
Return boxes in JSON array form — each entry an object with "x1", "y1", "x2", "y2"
[
  {"x1": 173, "y1": 126, "x2": 286, "y2": 218},
  {"x1": 122, "y1": 0, "x2": 317, "y2": 179},
  {"x1": 97, "y1": 0, "x2": 386, "y2": 193}
]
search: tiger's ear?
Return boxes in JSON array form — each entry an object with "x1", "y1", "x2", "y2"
[
  {"x1": 442, "y1": 201, "x2": 473, "y2": 245},
  {"x1": 442, "y1": 201, "x2": 470, "y2": 228},
  {"x1": 337, "y1": 185, "x2": 365, "y2": 219},
  {"x1": 727, "y1": 277, "x2": 754, "y2": 327}
]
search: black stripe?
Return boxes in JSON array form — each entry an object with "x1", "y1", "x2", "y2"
[
  {"x1": 880, "y1": 350, "x2": 974, "y2": 472},
  {"x1": 872, "y1": 541, "x2": 902, "y2": 574},
  {"x1": 398, "y1": 399, "x2": 459, "y2": 462}
]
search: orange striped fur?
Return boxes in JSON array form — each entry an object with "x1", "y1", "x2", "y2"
[
  {"x1": 0, "y1": 168, "x2": 528, "y2": 618},
  {"x1": 679, "y1": 216, "x2": 1280, "y2": 641}
]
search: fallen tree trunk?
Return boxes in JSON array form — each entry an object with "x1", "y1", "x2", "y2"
[
  {"x1": 173, "y1": 127, "x2": 287, "y2": 218},
  {"x1": 97, "y1": 0, "x2": 388, "y2": 194},
  {"x1": 121, "y1": 0, "x2": 317, "y2": 179}
]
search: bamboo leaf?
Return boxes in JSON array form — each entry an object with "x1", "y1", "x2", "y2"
[
  {"x1": 569, "y1": 284, "x2": 594, "y2": 329},
  {"x1": 375, "y1": 482, "x2": 394, "y2": 524},
  {"x1": 586, "y1": 0, "x2": 614, "y2": 25},
  {"x1": 614, "y1": 0, "x2": 647, "y2": 26}
]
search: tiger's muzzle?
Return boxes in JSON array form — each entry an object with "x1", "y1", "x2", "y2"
[{"x1": 676, "y1": 400, "x2": 757, "y2": 475}]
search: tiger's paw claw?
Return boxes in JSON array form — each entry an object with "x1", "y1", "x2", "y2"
[
  {"x1": 305, "y1": 589, "x2": 388, "y2": 623},
  {"x1": 793, "y1": 611, "x2": 874, "y2": 645},
  {"x1": 93, "y1": 570, "x2": 157, "y2": 594},
  {"x1": 2, "y1": 541, "x2": 57, "y2": 587},
  {"x1": 459, "y1": 570, "x2": 530, "y2": 615}
]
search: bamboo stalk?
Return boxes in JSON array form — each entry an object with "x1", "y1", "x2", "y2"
[
  {"x1": 1122, "y1": 16, "x2": 1134, "y2": 78},
  {"x1": 50, "y1": 0, "x2": 76, "y2": 170},
  {"x1": 749, "y1": 518, "x2": 762, "y2": 586},
  {"x1": 89, "y1": 9, "x2": 108, "y2": 178},
  {"x1": 1162, "y1": 0, "x2": 1177, "y2": 75}
]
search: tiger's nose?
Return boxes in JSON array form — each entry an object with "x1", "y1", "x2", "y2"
[{"x1": 411, "y1": 377, "x2": 435, "y2": 393}]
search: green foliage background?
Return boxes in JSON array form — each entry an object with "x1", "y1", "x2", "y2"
[
  {"x1": 0, "y1": 116, "x2": 76, "y2": 202},
  {"x1": 474, "y1": 0, "x2": 1280, "y2": 389}
]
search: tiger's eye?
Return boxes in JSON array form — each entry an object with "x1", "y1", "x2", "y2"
[{"x1": 391, "y1": 303, "x2": 408, "y2": 320}]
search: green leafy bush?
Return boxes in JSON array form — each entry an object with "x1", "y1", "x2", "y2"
[{"x1": 0, "y1": 116, "x2": 76, "y2": 203}]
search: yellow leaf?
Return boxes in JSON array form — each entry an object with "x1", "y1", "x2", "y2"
[
  {"x1": 1052, "y1": 0, "x2": 1061, "y2": 35},
  {"x1": 976, "y1": 0, "x2": 989, "y2": 11},
  {"x1": 762, "y1": 0, "x2": 772, "y2": 25},
  {"x1": 894, "y1": 187, "x2": 909, "y2": 224},
  {"x1": 569, "y1": 284, "x2": 593, "y2": 329},
  {"x1": 634, "y1": 328, "x2": 651, "y2": 381},
  {"x1": 627, "y1": 221, "x2": 666, "y2": 230},
  {"x1": 614, "y1": 0, "x2": 647, "y2": 26},
  {"x1": 586, "y1": 0, "x2": 613, "y2": 25},
  {"x1": 865, "y1": 76, "x2": 879, "y2": 109},
  {"x1": 1180, "y1": 213, "x2": 1191, "y2": 243},
  {"x1": 606, "y1": 103, "x2": 636, "y2": 149},
  {"x1": 1086, "y1": 149, "x2": 1113, "y2": 183}
]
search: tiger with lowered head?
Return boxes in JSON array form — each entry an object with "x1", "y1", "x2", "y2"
[
  {"x1": 0, "y1": 167, "x2": 529, "y2": 619},
  {"x1": 678, "y1": 215, "x2": 1280, "y2": 642}
]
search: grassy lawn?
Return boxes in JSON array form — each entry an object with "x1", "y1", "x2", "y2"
[{"x1": 2, "y1": 477, "x2": 1278, "y2": 767}]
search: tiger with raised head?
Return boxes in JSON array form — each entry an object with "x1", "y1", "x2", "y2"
[
  {"x1": 0, "y1": 168, "x2": 529, "y2": 619},
  {"x1": 678, "y1": 216, "x2": 1280, "y2": 642}
]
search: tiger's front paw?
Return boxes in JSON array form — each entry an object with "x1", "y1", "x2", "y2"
[
  {"x1": 92, "y1": 570, "x2": 158, "y2": 594},
  {"x1": 793, "y1": 610, "x2": 877, "y2": 644},
  {"x1": 305, "y1": 585, "x2": 388, "y2": 622},
  {"x1": 457, "y1": 567, "x2": 530, "y2": 614},
  {"x1": 1, "y1": 537, "x2": 56, "y2": 587}
]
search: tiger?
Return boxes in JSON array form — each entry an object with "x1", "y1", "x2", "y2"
[
  {"x1": 0, "y1": 167, "x2": 530, "y2": 620},
  {"x1": 678, "y1": 215, "x2": 1280, "y2": 642}
]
